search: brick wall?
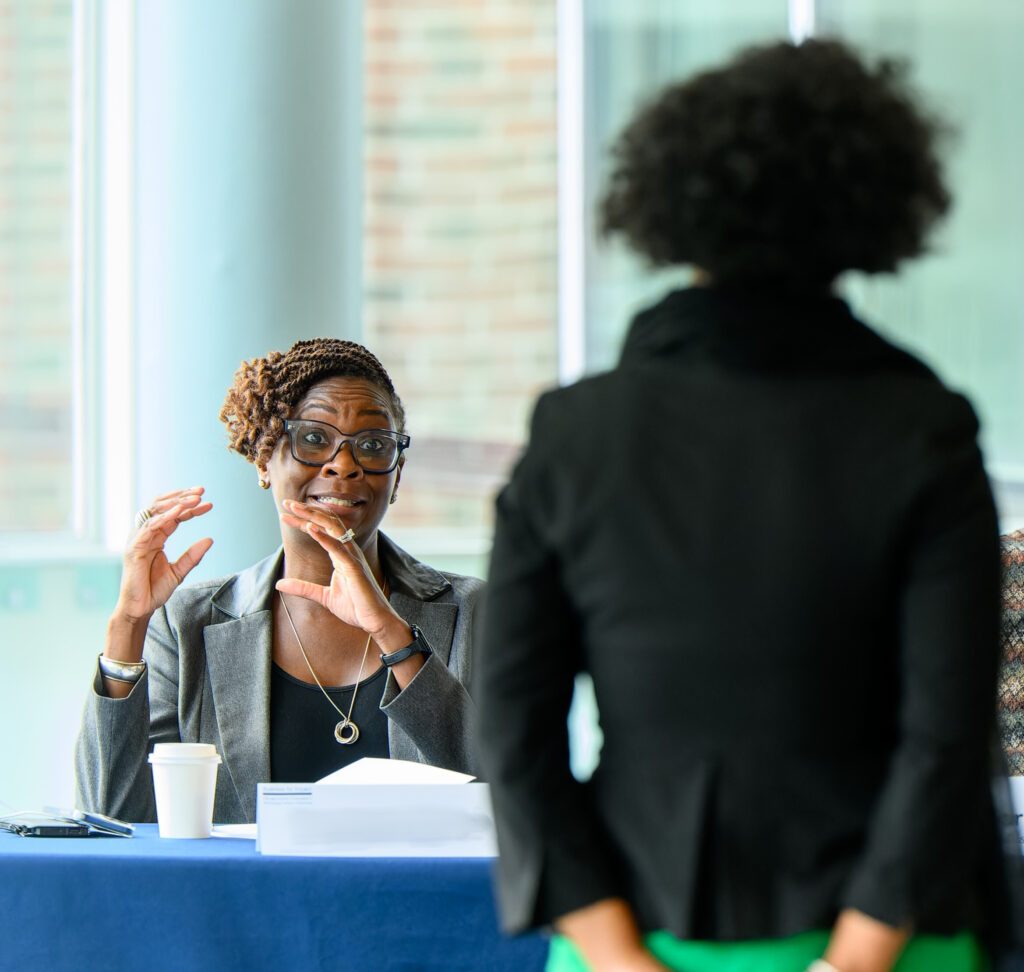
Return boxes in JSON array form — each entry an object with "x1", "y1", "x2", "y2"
[
  {"x1": 362, "y1": 0, "x2": 560, "y2": 535},
  {"x1": 0, "y1": 0, "x2": 74, "y2": 533}
]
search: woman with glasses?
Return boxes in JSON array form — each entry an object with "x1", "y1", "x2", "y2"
[
  {"x1": 476, "y1": 39, "x2": 1016, "y2": 972},
  {"x1": 76, "y1": 338, "x2": 479, "y2": 824}
]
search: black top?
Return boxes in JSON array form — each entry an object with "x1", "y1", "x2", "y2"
[
  {"x1": 270, "y1": 663, "x2": 389, "y2": 782},
  {"x1": 476, "y1": 286, "x2": 1014, "y2": 945}
]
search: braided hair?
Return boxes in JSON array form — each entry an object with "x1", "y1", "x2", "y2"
[{"x1": 220, "y1": 338, "x2": 406, "y2": 476}]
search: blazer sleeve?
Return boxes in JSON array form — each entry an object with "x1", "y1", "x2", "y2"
[
  {"x1": 475, "y1": 395, "x2": 624, "y2": 934},
  {"x1": 73, "y1": 605, "x2": 183, "y2": 822},
  {"x1": 840, "y1": 401, "x2": 1003, "y2": 928},
  {"x1": 380, "y1": 578, "x2": 481, "y2": 776}
]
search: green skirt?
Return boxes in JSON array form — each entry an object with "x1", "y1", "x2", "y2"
[{"x1": 547, "y1": 929, "x2": 988, "y2": 972}]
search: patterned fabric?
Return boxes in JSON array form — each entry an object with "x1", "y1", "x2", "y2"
[{"x1": 1001, "y1": 530, "x2": 1024, "y2": 775}]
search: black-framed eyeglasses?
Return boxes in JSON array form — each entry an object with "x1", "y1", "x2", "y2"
[{"x1": 283, "y1": 419, "x2": 410, "y2": 474}]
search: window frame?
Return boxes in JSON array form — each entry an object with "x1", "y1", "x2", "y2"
[{"x1": 2, "y1": 0, "x2": 137, "y2": 563}]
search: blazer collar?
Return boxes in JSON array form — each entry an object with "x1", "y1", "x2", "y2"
[
  {"x1": 619, "y1": 285, "x2": 940, "y2": 385},
  {"x1": 378, "y1": 532, "x2": 452, "y2": 601},
  {"x1": 619, "y1": 286, "x2": 858, "y2": 364},
  {"x1": 209, "y1": 549, "x2": 282, "y2": 620}
]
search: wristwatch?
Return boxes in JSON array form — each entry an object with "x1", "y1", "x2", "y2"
[{"x1": 379, "y1": 624, "x2": 432, "y2": 667}]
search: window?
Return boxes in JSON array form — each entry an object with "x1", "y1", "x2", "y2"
[
  {"x1": 581, "y1": 0, "x2": 788, "y2": 371},
  {"x1": 818, "y1": 0, "x2": 1024, "y2": 509},
  {"x1": 362, "y1": 2, "x2": 561, "y2": 575},
  {"x1": 0, "y1": 0, "x2": 133, "y2": 554},
  {"x1": 0, "y1": 0, "x2": 75, "y2": 536},
  {"x1": 575, "y1": 0, "x2": 1024, "y2": 526}
]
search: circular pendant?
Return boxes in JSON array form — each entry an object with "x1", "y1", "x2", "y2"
[{"x1": 334, "y1": 719, "x2": 360, "y2": 745}]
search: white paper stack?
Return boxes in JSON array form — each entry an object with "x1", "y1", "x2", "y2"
[{"x1": 255, "y1": 758, "x2": 497, "y2": 857}]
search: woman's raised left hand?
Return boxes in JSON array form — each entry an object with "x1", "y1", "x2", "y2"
[{"x1": 275, "y1": 499, "x2": 409, "y2": 648}]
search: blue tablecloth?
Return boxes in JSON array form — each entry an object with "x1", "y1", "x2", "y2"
[{"x1": 0, "y1": 824, "x2": 547, "y2": 972}]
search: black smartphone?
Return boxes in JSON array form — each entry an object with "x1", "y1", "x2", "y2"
[
  {"x1": 21, "y1": 821, "x2": 92, "y2": 837},
  {"x1": 0, "y1": 813, "x2": 93, "y2": 838},
  {"x1": 43, "y1": 805, "x2": 134, "y2": 836},
  {"x1": 73, "y1": 809, "x2": 134, "y2": 836}
]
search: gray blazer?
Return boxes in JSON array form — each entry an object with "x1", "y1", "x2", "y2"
[{"x1": 75, "y1": 534, "x2": 482, "y2": 823}]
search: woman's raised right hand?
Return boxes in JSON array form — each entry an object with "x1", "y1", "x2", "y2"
[{"x1": 106, "y1": 487, "x2": 214, "y2": 661}]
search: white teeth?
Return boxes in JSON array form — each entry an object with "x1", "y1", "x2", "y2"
[{"x1": 317, "y1": 497, "x2": 358, "y2": 507}]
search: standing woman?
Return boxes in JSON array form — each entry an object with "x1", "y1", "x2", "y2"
[
  {"x1": 476, "y1": 40, "x2": 1015, "y2": 972},
  {"x1": 77, "y1": 339, "x2": 480, "y2": 823}
]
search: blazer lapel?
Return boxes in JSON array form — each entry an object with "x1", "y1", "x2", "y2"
[
  {"x1": 378, "y1": 533, "x2": 459, "y2": 763},
  {"x1": 390, "y1": 591, "x2": 457, "y2": 666},
  {"x1": 384, "y1": 593, "x2": 457, "y2": 763},
  {"x1": 204, "y1": 613, "x2": 272, "y2": 822},
  {"x1": 202, "y1": 549, "x2": 281, "y2": 822}
]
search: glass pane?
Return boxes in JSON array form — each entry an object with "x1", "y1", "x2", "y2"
[
  {"x1": 0, "y1": 0, "x2": 75, "y2": 533},
  {"x1": 361, "y1": 1, "x2": 560, "y2": 557},
  {"x1": 583, "y1": 0, "x2": 788, "y2": 371},
  {"x1": 818, "y1": 0, "x2": 1024, "y2": 486}
]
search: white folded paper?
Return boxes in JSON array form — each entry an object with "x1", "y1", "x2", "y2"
[
  {"x1": 316, "y1": 757, "x2": 475, "y2": 786},
  {"x1": 255, "y1": 758, "x2": 496, "y2": 857},
  {"x1": 211, "y1": 823, "x2": 258, "y2": 839}
]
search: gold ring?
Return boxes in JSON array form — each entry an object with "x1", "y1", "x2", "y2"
[
  {"x1": 134, "y1": 507, "x2": 154, "y2": 528},
  {"x1": 339, "y1": 528, "x2": 355, "y2": 544}
]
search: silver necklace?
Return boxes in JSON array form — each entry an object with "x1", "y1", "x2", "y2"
[{"x1": 279, "y1": 592, "x2": 377, "y2": 745}]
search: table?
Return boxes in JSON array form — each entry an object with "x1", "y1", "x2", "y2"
[{"x1": 0, "y1": 825, "x2": 548, "y2": 972}]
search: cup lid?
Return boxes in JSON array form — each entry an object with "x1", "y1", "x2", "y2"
[{"x1": 148, "y1": 742, "x2": 221, "y2": 762}]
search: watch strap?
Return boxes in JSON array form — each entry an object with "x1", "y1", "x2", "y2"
[{"x1": 379, "y1": 625, "x2": 432, "y2": 667}]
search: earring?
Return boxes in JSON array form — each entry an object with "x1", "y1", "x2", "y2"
[
  {"x1": 389, "y1": 491, "x2": 398, "y2": 505},
  {"x1": 258, "y1": 470, "x2": 270, "y2": 490}
]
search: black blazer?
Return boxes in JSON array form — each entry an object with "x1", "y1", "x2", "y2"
[{"x1": 476, "y1": 287, "x2": 1010, "y2": 944}]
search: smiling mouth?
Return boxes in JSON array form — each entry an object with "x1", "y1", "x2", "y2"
[{"x1": 310, "y1": 496, "x2": 364, "y2": 509}]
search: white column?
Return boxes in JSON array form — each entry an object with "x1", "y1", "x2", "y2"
[{"x1": 133, "y1": 0, "x2": 363, "y2": 578}]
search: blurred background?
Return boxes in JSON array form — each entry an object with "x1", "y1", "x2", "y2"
[{"x1": 2, "y1": 0, "x2": 1023, "y2": 810}]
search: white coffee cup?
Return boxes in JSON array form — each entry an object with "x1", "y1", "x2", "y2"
[{"x1": 148, "y1": 743, "x2": 222, "y2": 838}]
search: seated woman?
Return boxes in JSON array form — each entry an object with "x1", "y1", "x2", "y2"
[{"x1": 76, "y1": 338, "x2": 480, "y2": 823}]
